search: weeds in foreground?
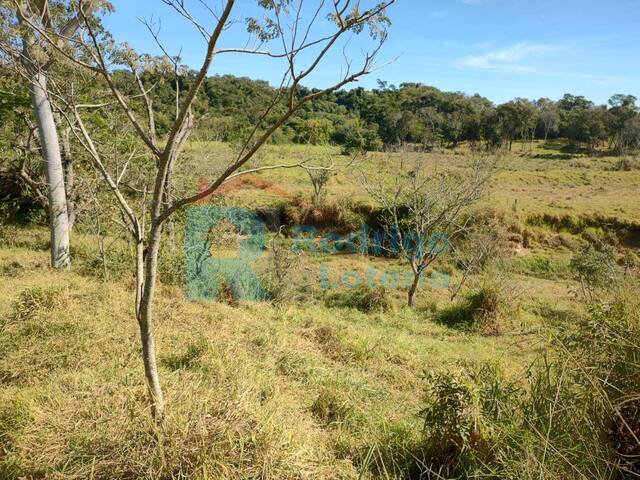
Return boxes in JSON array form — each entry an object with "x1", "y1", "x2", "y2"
[{"x1": 415, "y1": 284, "x2": 640, "y2": 479}]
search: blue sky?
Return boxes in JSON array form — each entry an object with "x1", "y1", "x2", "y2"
[{"x1": 104, "y1": 0, "x2": 640, "y2": 105}]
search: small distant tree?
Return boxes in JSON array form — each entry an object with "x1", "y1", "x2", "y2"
[
  {"x1": 620, "y1": 116, "x2": 640, "y2": 153},
  {"x1": 608, "y1": 95, "x2": 639, "y2": 154},
  {"x1": 259, "y1": 228, "x2": 305, "y2": 305},
  {"x1": 360, "y1": 150, "x2": 495, "y2": 307},
  {"x1": 449, "y1": 210, "x2": 510, "y2": 301},
  {"x1": 498, "y1": 98, "x2": 537, "y2": 151},
  {"x1": 306, "y1": 166, "x2": 332, "y2": 207},
  {"x1": 418, "y1": 106, "x2": 444, "y2": 149}
]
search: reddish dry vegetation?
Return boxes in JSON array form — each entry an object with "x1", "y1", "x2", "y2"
[{"x1": 197, "y1": 175, "x2": 311, "y2": 208}]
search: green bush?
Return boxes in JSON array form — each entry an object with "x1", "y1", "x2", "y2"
[
  {"x1": 415, "y1": 362, "x2": 520, "y2": 478},
  {"x1": 283, "y1": 200, "x2": 366, "y2": 234},
  {"x1": 569, "y1": 243, "x2": 620, "y2": 301},
  {"x1": 325, "y1": 284, "x2": 391, "y2": 313},
  {"x1": 436, "y1": 283, "x2": 503, "y2": 334},
  {"x1": 417, "y1": 285, "x2": 640, "y2": 479},
  {"x1": 257, "y1": 233, "x2": 303, "y2": 305}
]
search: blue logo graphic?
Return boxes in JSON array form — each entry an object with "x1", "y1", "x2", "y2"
[{"x1": 185, "y1": 205, "x2": 451, "y2": 301}]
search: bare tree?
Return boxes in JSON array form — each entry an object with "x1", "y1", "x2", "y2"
[
  {"x1": 0, "y1": 1, "x2": 98, "y2": 268},
  {"x1": 359, "y1": 149, "x2": 495, "y2": 307},
  {"x1": 21, "y1": 0, "x2": 395, "y2": 421}
]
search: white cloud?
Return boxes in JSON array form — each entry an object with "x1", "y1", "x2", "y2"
[{"x1": 457, "y1": 43, "x2": 562, "y2": 73}]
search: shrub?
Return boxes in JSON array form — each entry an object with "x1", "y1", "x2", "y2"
[
  {"x1": 569, "y1": 243, "x2": 620, "y2": 302},
  {"x1": 325, "y1": 284, "x2": 391, "y2": 313},
  {"x1": 416, "y1": 362, "x2": 519, "y2": 478},
  {"x1": 436, "y1": 282, "x2": 504, "y2": 335},
  {"x1": 257, "y1": 232, "x2": 304, "y2": 304},
  {"x1": 284, "y1": 200, "x2": 366, "y2": 233},
  {"x1": 506, "y1": 285, "x2": 640, "y2": 479},
  {"x1": 413, "y1": 290, "x2": 640, "y2": 479}
]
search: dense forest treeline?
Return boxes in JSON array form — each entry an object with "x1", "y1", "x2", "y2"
[
  {"x1": 2, "y1": 68, "x2": 639, "y2": 157},
  {"x1": 116, "y1": 71, "x2": 640, "y2": 154}
]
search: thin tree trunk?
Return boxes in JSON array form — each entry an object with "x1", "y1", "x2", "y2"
[
  {"x1": 135, "y1": 238, "x2": 145, "y2": 315},
  {"x1": 61, "y1": 126, "x2": 76, "y2": 230},
  {"x1": 163, "y1": 160, "x2": 176, "y2": 247},
  {"x1": 136, "y1": 224, "x2": 165, "y2": 422},
  {"x1": 30, "y1": 72, "x2": 71, "y2": 269},
  {"x1": 407, "y1": 273, "x2": 420, "y2": 307}
]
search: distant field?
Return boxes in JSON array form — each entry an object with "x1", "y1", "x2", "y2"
[{"x1": 182, "y1": 140, "x2": 640, "y2": 223}]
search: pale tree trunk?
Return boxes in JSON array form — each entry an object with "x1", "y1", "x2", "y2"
[
  {"x1": 136, "y1": 224, "x2": 165, "y2": 422},
  {"x1": 30, "y1": 72, "x2": 71, "y2": 269}
]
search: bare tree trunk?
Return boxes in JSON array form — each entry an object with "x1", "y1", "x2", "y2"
[
  {"x1": 61, "y1": 126, "x2": 76, "y2": 230},
  {"x1": 30, "y1": 72, "x2": 71, "y2": 269},
  {"x1": 136, "y1": 224, "x2": 165, "y2": 422},
  {"x1": 407, "y1": 273, "x2": 420, "y2": 307},
  {"x1": 135, "y1": 238, "x2": 145, "y2": 315},
  {"x1": 163, "y1": 160, "x2": 176, "y2": 247}
]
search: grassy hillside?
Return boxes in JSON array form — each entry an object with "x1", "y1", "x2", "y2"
[{"x1": 0, "y1": 228, "x2": 538, "y2": 478}]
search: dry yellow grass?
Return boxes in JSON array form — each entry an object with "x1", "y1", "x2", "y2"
[{"x1": 0, "y1": 227, "x2": 555, "y2": 479}]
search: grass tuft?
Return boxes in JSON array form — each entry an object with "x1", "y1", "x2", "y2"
[{"x1": 325, "y1": 285, "x2": 391, "y2": 313}]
